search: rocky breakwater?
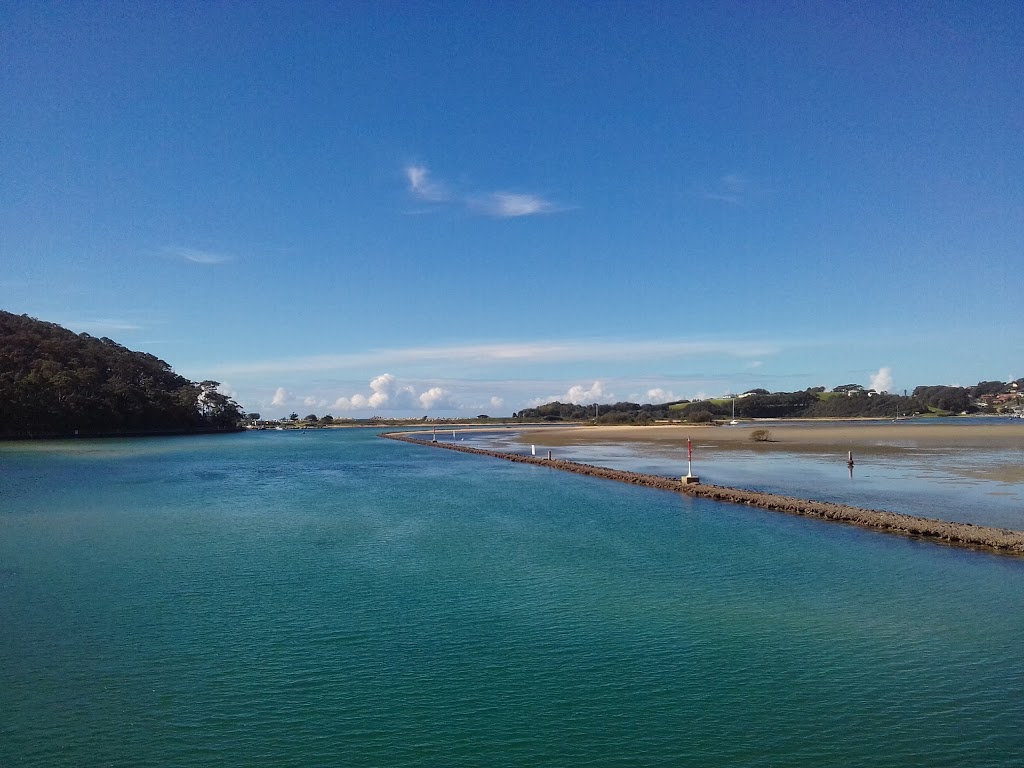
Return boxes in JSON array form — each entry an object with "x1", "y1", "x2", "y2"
[{"x1": 381, "y1": 431, "x2": 1024, "y2": 557}]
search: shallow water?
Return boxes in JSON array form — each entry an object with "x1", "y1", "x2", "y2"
[
  {"x1": 2, "y1": 429, "x2": 1024, "y2": 767},
  {"x1": 464, "y1": 427, "x2": 1024, "y2": 529}
]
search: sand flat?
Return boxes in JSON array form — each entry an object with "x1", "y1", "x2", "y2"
[{"x1": 522, "y1": 421, "x2": 1024, "y2": 451}]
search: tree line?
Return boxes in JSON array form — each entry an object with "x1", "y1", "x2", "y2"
[
  {"x1": 516, "y1": 400, "x2": 686, "y2": 424},
  {"x1": 518, "y1": 380, "x2": 1023, "y2": 423},
  {"x1": 0, "y1": 310, "x2": 244, "y2": 438}
]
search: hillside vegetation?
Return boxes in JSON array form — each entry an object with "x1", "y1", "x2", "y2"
[
  {"x1": 0, "y1": 310, "x2": 243, "y2": 438},
  {"x1": 517, "y1": 381, "x2": 1022, "y2": 424}
]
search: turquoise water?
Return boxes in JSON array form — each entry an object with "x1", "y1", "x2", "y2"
[{"x1": 2, "y1": 429, "x2": 1023, "y2": 767}]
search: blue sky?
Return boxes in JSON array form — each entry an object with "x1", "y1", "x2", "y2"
[{"x1": 3, "y1": 1, "x2": 1022, "y2": 417}]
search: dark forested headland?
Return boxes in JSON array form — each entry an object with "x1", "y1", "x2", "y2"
[{"x1": 0, "y1": 310, "x2": 244, "y2": 439}]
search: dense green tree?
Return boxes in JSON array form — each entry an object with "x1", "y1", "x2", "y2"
[
  {"x1": 970, "y1": 381, "x2": 1006, "y2": 397},
  {"x1": 0, "y1": 310, "x2": 244, "y2": 437},
  {"x1": 913, "y1": 385, "x2": 972, "y2": 413},
  {"x1": 518, "y1": 378, "x2": 1005, "y2": 425}
]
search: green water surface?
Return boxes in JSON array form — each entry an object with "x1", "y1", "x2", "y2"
[{"x1": 2, "y1": 430, "x2": 1022, "y2": 766}]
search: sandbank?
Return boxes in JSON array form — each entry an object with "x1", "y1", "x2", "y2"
[
  {"x1": 519, "y1": 421, "x2": 1024, "y2": 451},
  {"x1": 518, "y1": 421, "x2": 1024, "y2": 484}
]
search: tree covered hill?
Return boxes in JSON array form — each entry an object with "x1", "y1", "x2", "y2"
[
  {"x1": 0, "y1": 310, "x2": 243, "y2": 438},
  {"x1": 518, "y1": 380, "x2": 1023, "y2": 424}
]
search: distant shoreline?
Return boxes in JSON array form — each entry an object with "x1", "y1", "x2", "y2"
[{"x1": 381, "y1": 430, "x2": 1024, "y2": 558}]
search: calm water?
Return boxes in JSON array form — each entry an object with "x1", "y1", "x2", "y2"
[
  {"x1": 2, "y1": 429, "x2": 1023, "y2": 767},
  {"x1": 465, "y1": 424, "x2": 1024, "y2": 529}
]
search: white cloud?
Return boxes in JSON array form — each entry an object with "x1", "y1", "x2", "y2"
[
  {"x1": 271, "y1": 387, "x2": 290, "y2": 406},
  {"x1": 419, "y1": 386, "x2": 455, "y2": 410},
  {"x1": 403, "y1": 164, "x2": 560, "y2": 218},
  {"x1": 470, "y1": 192, "x2": 557, "y2": 218},
  {"x1": 530, "y1": 381, "x2": 612, "y2": 407},
  {"x1": 567, "y1": 381, "x2": 610, "y2": 403},
  {"x1": 368, "y1": 373, "x2": 417, "y2": 408},
  {"x1": 333, "y1": 373, "x2": 443, "y2": 412},
  {"x1": 870, "y1": 366, "x2": 894, "y2": 393},
  {"x1": 405, "y1": 165, "x2": 449, "y2": 202},
  {"x1": 167, "y1": 246, "x2": 232, "y2": 264},
  {"x1": 490, "y1": 396, "x2": 505, "y2": 410},
  {"x1": 333, "y1": 393, "x2": 365, "y2": 410},
  {"x1": 644, "y1": 388, "x2": 681, "y2": 403}
]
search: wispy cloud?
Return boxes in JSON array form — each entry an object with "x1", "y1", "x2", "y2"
[
  {"x1": 698, "y1": 174, "x2": 758, "y2": 205},
  {"x1": 469, "y1": 192, "x2": 557, "y2": 218},
  {"x1": 212, "y1": 338, "x2": 780, "y2": 378},
  {"x1": 405, "y1": 165, "x2": 450, "y2": 202},
  {"x1": 403, "y1": 164, "x2": 561, "y2": 218},
  {"x1": 64, "y1": 318, "x2": 143, "y2": 333},
  {"x1": 166, "y1": 246, "x2": 233, "y2": 264}
]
